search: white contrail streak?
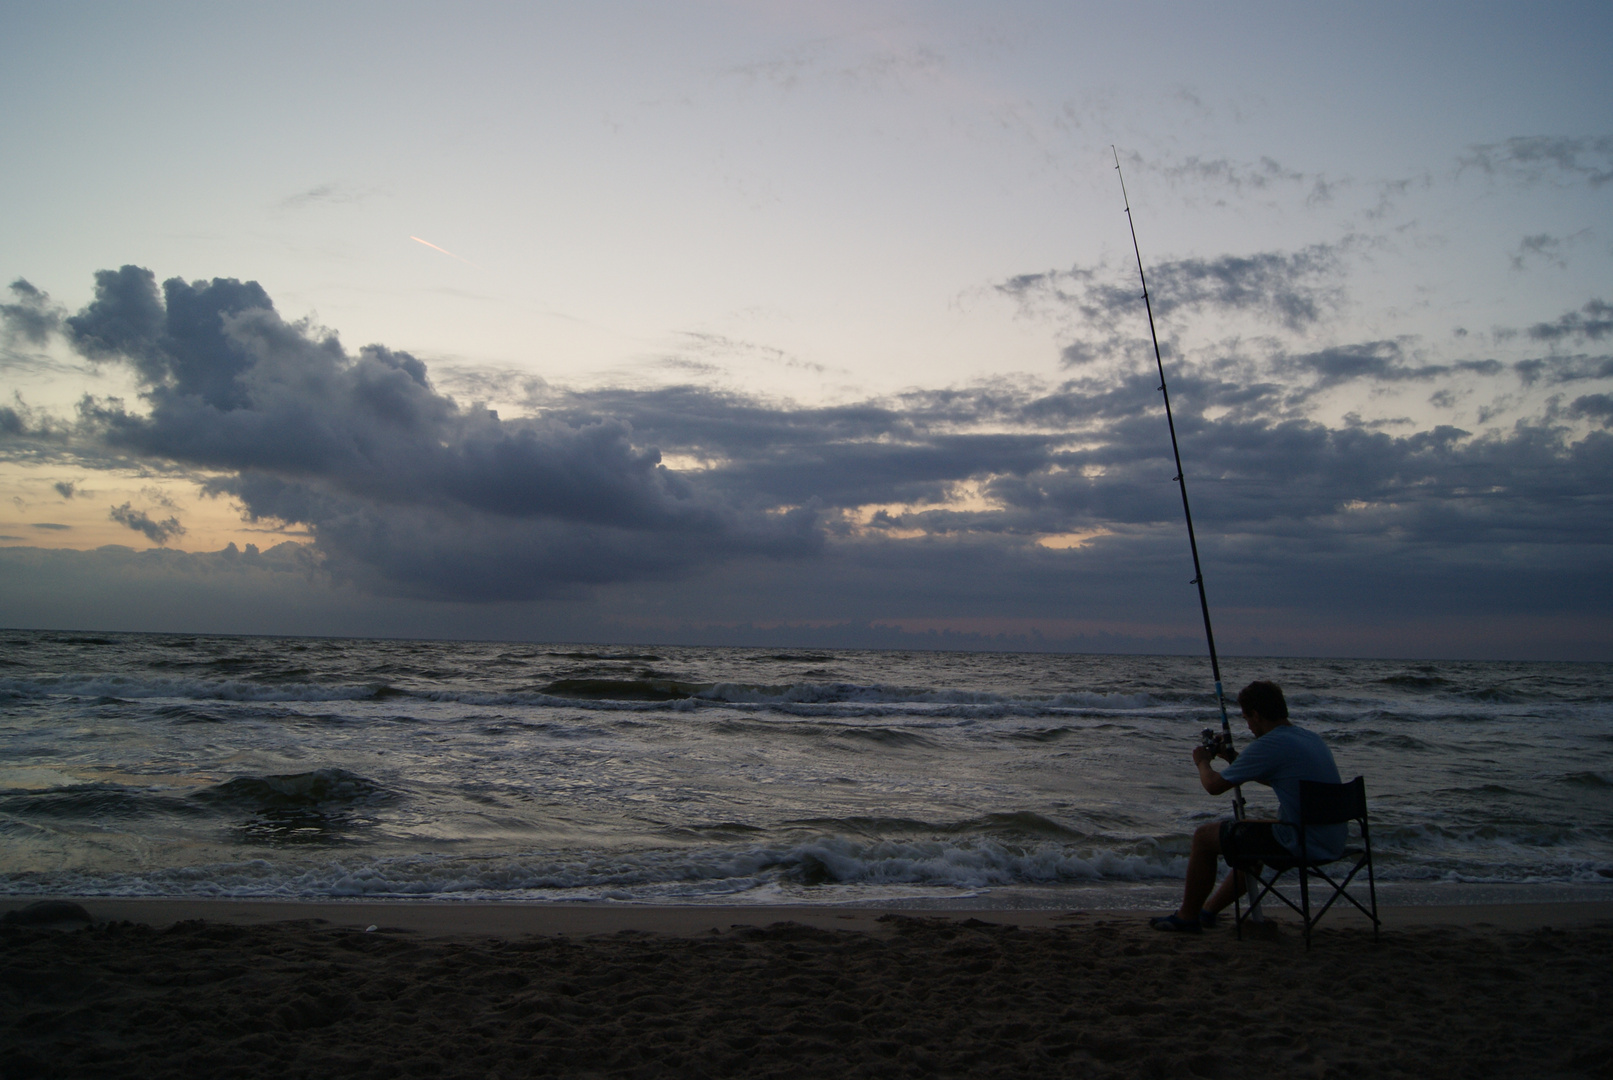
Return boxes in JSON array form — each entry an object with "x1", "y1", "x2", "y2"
[{"x1": 409, "y1": 236, "x2": 481, "y2": 269}]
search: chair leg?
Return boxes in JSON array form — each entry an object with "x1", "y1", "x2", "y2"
[
  {"x1": 1299, "y1": 865, "x2": 1312, "y2": 951},
  {"x1": 1366, "y1": 850, "x2": 1379, "y2": 943}
]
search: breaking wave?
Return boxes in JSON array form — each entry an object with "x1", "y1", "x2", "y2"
[
  {"x1": 5, "y1": 632, "x2": 1610, "y2": 902},
  {"x1": 0, "y1": 836, "x2": 1187, "y2": 900}
]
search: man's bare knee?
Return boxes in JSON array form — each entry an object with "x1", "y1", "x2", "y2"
[{"x1": 1193, "y1": 822, "x2": 1222, "y2": 854}]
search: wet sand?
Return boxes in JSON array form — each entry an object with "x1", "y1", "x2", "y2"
[{"x1": 3, "y1": 899, "x2": 1611, "y2": 1079}]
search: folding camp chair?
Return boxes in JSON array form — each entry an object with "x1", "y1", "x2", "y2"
[{"x1": 1232, "y1": 776, "x2": 1380, "y2": 949}]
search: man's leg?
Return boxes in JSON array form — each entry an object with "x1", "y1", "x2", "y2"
[
  {"x1": 1202, "y1": 868, "x2": 1244, "y2": 915},
  {"x1": 1175, "y1": 821, "x2": 1222, "y2": 921}
]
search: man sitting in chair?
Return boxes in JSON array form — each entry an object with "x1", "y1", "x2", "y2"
[{"x1": 1151, "y1": 679, "x2": 1344, "y2": 933}]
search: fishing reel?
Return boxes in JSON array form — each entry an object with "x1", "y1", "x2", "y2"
[{"x1": 1199, "y1": 727, "x2": 1235, "y2": 760}]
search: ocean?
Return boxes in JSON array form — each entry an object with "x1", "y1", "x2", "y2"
[{"x1": 2, "y1": 630, "x2": 1609, "y2": 909}]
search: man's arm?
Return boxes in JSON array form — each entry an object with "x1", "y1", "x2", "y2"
[{"x1": 1191, "y1": 745, "x2": 1235, "y2": 796}]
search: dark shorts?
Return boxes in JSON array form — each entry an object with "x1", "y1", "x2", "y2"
[{"x1": 1219, "y1": 820, "x2": 1295, "y2": 868}]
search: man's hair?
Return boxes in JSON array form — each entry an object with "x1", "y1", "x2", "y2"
[{"x1": 1237, "y1": 680, "x2": 1289, "y2": 722}]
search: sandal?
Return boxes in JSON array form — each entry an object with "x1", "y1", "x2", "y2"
[{"x1": 1148, "y1": 914, "x2": 1202, "y2": 933}]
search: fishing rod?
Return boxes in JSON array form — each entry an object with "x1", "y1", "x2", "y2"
[{"x1": 1111, "y1": 147, "x2": 1252, "y2": 829}]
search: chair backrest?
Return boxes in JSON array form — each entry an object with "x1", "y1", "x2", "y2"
[{"x1": 1298, "y1": 776, "x2": 1367, "y2": 826}]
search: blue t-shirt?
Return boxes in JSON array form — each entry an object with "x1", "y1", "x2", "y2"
[{"x1": 1220, "y1": 724, "x2": 1345, "y2": 859}]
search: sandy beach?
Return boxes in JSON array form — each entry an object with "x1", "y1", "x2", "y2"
[{"x1": 3, "y1": 899, "x2": 1610, "y2": 1079}]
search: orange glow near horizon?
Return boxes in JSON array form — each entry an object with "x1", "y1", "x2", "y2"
[{"x1": 0, "y1": 463, "x2": 310, "y2": 554}]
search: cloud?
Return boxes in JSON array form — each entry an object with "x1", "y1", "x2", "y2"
[
  {"x1": 54, "y1": 266, "x2": 818, "y2": 600},
  {"x1": 1527, "y1": 299, "x2": 1613, "y2": 344},
  {"x1": 1146, "y1": 155, "x2": 1432, "y2": 219},
  {"x1": 671, "y1": 331, "x2": 830, "y2": 376},
  {"x1": 109, "y1": 502, "x2": 185, "y2": 544},
  {"x1": 140, "y1": 485, "x2": 180, "y2": 510},
  {"x1": 1, "y1": 279, "x2": 63, "y2": 345},
  {"x1": 1568, "y1": 394, "x2": 1613, "y2": 426},
  {"x1": 8, "y1": 263, "x2": 1610, "y2": 653},
  {"x1": 64, "y1": 265, "x2": 169, "y2": 365},
  {"x1": 277, "y1": 182, "x2": 377, "y2": 210},
  {"x1": 1155, "y1": 154, "x2": 1343, "y2": 207},
  {"x1": 1279, "y1": 342, "x2": 1504, "y2": 391},
  {"x1": 725, "y1": 40, "x2": 947, "y2": 96},
  {"x1": 68, "y1": 267, "x2": 279, "y2": 407},
  {"x1": 1459, "y1": 135, "x2": 1613, "y2": 188},
  {"x1": 0, "y1": 395, "x2": 71, "y2": 445},
  {"x1": 1511, "y1": 233, "x2": 1569, "y2": 271},
  {"x1": 532, "y1": 362, "x2": 1610, "y2": 563},
  {"x1": 1281, "y1": 341, "x2": 1411, "y2": 386},
  {"x1": 998, "y1": 243, "x2": 1346, "y2": 364},
  {"x1": 1160, "y1": 154, "x2": 1306, "y2": 191},
  {"x1": 1513, "y1": 352, "x2": 1613, "y2": 387},
  {"x1": 53, "y1": 481, "x2": 75, "y2": 498},
  {"x1": 1150, "y1": 248, "x2": 1344, "y2": 330}
]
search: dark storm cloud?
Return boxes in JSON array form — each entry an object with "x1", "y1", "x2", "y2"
[
  {"x1": 1459, "y1": 135, "x2": 1613, "y2": 188},
  {"x1": 52, "y1": 266, "x2": 817, "y2": 600},
  {"x1": 63, "y1": 266, "x2": 167, "y2": 364},
  {"x1": 14, "y1": 265, "x2": 1612, "y2": 632},
  {"x1": 109, "y1": 502, "x2": 185, "y2": 545},
  {"x1": 536, "y1": 382, "x2": 1077, "y2": 513},
  {"x1": 535, "y1": 359, "x2": 1612, "y2": 563},
  {"x1": 67, "y1": 267, "x2": 276, "y2": 407},
  {"x1": 213, "y1": 469, "x2": 815, "y2": 602}
]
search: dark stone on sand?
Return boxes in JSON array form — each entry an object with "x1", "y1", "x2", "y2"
[{"x1": 2, "y1": 900, "x2": 93, "y2": 926}]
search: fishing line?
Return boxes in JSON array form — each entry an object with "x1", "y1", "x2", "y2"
[{"x1": 1111, "y1": 147, "x2": 1251, "y2": 826}]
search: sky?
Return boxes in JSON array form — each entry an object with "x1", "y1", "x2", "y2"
[{"x1": 2, "y1": 1, "x2": 1610, "y2": 659}]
